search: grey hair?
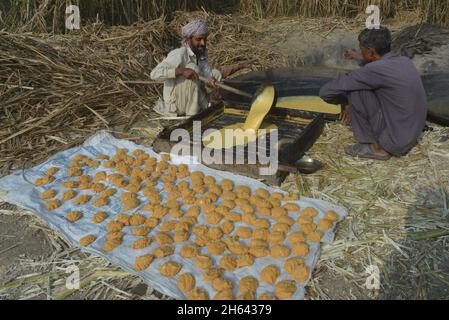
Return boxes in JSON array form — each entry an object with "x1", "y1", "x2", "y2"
[{"x1": 358, "y1": 27, "x2": 392, "y2": 56}]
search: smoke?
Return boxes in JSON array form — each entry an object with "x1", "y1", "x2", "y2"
[{"x1": 284, "y1": 29, "x2": 360, "y2": 69}]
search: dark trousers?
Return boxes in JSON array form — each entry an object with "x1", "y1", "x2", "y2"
[{"x1": 348, "y1": 90, "x2": 387, "y2": 146}]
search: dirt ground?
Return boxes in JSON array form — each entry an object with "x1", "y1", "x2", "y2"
[{"x1": 1, "y1": 15, "x2": 449, "y2": 300}]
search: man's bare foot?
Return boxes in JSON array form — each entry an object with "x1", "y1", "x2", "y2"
[
  {"x1": 369, "y1": 143, "x2": 390, "y2": 157},
  {"x1": 344, "y1": 143, "x2": 391, "y2": 161}
]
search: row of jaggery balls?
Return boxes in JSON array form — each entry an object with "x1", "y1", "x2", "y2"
[
  {"x1": 71, "y1": 203, "x2": 337, "y2": 270},
  {"x1": 133, "y1": 255, "x2": 310, "y2": 300}
]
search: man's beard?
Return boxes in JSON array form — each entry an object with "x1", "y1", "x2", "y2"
[{"x1": 191, "y1": 45, "x2": 206, "y2": 56}]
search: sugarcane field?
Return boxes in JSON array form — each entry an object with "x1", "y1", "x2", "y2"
[{"x1": 1, "y1": 0, "x2": 449, "y2": 303}]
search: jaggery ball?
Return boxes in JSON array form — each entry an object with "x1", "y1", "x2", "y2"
[
  {"x1": 220, "y1": 179, "x2": 234, "y2": 191},
  {"x1": 260, "y1": 265, "x2": 279, "y2": 285},
  {"x1": 318, "y1": 218, "x2": 334, "y2": 231},
  {"x1": 159, "y1": 261, "x2": 182, "y2": 277},
  {"x1": 238, "y1": 276, "x2": 258, "y2": 293},
  {"x1": 132, "y1": 237, "x2": 152, "y2": 250},
  {"x1": 195, "y1": 255, "x2": 214, "y2": 270},
  {"x1": 155, "y1": 232, "x2": 174, "y2": 245},
  {"x1": 325, "y1": 210, "x2": 339, "y2": 222},
  {"x1": 91, "y1": 211, "x2": 108, "y2": 224},
  {"x1": 73, "y1": 194, "x2": 91, "y2": 205},
  {"x1": 284, "y1": 257, "x2": 305, "y2": 274},
  {"x1": 203, "y1": 268, "x2": 222, "y2": 283},
  {"x1": 292, "y1": 265, "x2": 310, "y2": 283},
  {"x1": 153, "y1": 246, "x2": 175, "y2": 259},
  {"x1": 180, "y1": 244, "x2": 199, "y2": 259},
  {"x1": 234, "y1": 226, "x2": 253, "y2": 239},
  {"x1": 66, "y1": 211, "x2": 83, "y2": 222},
  {"x1": 268, "y1": 231, "x2": 286, "y2": 244},
  {"x1": 236, "y1": 253, "x2": 255, "y2": 268},
  {"x1": 129, "y1": 213, "x2": 146, "y2": 226},
  {"x1": 61, "y1": 189, "x2": 78, "y2": 201},
  {"x1": 177, "y1": 273, "x2": 196, "y2": 293},
  {"x1": 288, "y1": 232, "x2": 306, "y2": 245},
  {"x1": 207, "y1": 241, "x2": 227, "y2": 256},
  {"x1": 219, "y1": 254, "x2": 237, "y2": 272},
  {"x1": 220, "y1": 220, "x2": 234, "y2": 234},
  {"x1": 79, "y1": 235, "x2": 96, "y2": 247},
  {"x1": 134, "y1": 254, "x2": 154, "y2": 271},
  {"x1": 102, "y1": 239, "x2": 121, "y2": 253},
  {"x1": 274, "y1": 280, "x2": 297, "y2": 300},
  {"x1": 306, "y1": 231, "x2": 323, "y2": 243},
  {"x1": 131, "y1": 226, "x2": 151, "y2": 236},
  {"x1": 301, "y1": 207, "x2": 319, "y2": 218},
  {"x1": 40, "y1": 189, "x2": 57, "y2": 200},
  {"x1": 212, "y1": 277, "x2": 233, "y2": 292},
  {"x1": 270, "y1": 244, "x2": 291, "y2": 258},
  {"x1": 92, "y1": 197, "x2": 109, "y2": 207},
  {"x1": 292, "y1": 242, "x2": 309, "y2": 257}
]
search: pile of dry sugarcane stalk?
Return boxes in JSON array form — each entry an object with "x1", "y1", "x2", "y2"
[
  {"x1": 239, "y1": 0, "x2": 449, "y2": 27},
  {"x1": 2, "y1": 0, "x2": 448, "y2": 33}
]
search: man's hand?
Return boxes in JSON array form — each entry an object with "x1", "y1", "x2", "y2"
[
  {"x1": 176, "y1": 68, "x2": 199, "y2": 81},
  {"x1": 340, "y1": 104, "x2": 352, "y2": 126},
  {"x1": 204, "y1": 77, "x2": 218, "y2": 89},
  {"x1": 344, "y1": 50, "x2": 362, "y2": 61}
]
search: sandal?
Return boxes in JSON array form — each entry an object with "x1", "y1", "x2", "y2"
[{"x1": 344, "y1": 144, "x2": 392, "y2": 161}]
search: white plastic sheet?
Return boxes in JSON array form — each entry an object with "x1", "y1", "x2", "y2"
[{"x1": 0, "y1": 131, "x2": 347, "y2": 300}]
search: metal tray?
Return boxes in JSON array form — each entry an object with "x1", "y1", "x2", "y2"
[{"x1": 152, "y1": 103, "x2": 325, "y2": 186}]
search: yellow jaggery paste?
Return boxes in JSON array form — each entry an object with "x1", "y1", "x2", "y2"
[
  {"x1": 276, "y1": 96, "x2": 341, "y2": 114},
  {"x1": 202, "y1": 123, "x2": 277, "y2": 150},
  {"x1": 243, "y1": 85, "x2": 276, "y2": 130},
  {"x1": 203, "y1": 85, "x2": 277, "y2": 150}
]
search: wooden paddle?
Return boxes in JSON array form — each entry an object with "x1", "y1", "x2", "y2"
[{"x1": 198, "y1": 75, "x2": 253, "y2": 99}]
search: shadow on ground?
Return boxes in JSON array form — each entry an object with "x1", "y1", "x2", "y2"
[{"x1": 380, "y1": 187, "x2": 449, "y2": 299}]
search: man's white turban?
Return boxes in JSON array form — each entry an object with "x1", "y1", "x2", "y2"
[{"x1": 181, "y1": 19, "x2": 209, "y2": 40}]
